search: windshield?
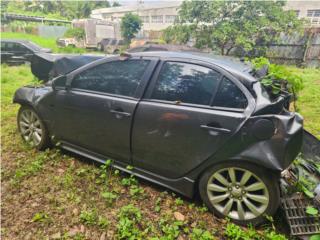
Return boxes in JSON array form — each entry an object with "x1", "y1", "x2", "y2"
[{"x1": 26, "y1": 41, "x2": 42, "y2": 51}]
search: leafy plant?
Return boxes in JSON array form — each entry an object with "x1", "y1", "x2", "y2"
[
  {"x1": 175, "y1": 198, "x2": 184, "y2": 206},
  {"x1": 31, "y1": 212, "x2": 50, "y2": 223},
  {"x1": 129, "y1": 185, "x2": 144, "y2": 197},
  {"x1": 117, "y1": 204, "x2": 143, "y2": 239},
  {"x1": 79, "y1": 210, "x2": 98, "y2": 225},
  {"x1": 120, "y1": 13, "x2": 142, "y2": 44},
  {"x1": 101, "y1": 191, "x2": 117, "y2": 205},
  {"x1": 63, "y1": 27, "x2": 85, "y2": 40},
  {"x1": 190, "y1": 228, "x2": 215, "y2": 240},
  {"x1": 250, "y1": 57, "x2": 303, "y2": 105},
  {"x1": 166, "y1": 1, "x2": 302, "y2": 56},
  {"x1": 306, "y1": 206, "x2": 319, "y2": 216}
]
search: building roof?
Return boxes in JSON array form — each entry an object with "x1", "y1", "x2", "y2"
[{"x1": 91, "y1": 1, "x2": 181, "y2": 14}]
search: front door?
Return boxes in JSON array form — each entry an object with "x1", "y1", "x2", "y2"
[
  {"x1": 132, "y1": 61, "x2": 250, "y2": 178},
  {"x1": 54, "y1": 58, "x2": 154, "y2": 164}
]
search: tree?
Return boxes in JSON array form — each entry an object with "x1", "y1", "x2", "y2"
[
  {"x1": 112, "y1": 2, "x2": 121, "y2": 7},
  {"x1": 166, "y1": 0, "x2": 303, "y2": 56},
  {"x1": 120, "y1": 13, "x2": 142, "y2": 43}
]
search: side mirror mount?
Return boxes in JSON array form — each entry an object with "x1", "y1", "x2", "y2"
[{"x1": 52, "y1": 75, "x2": 67, "y2": 91}]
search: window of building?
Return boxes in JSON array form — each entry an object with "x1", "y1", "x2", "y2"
[
  {"x1": 165, "y1": 15, "x2": 176, "y2": 23},
  {"x1": 151, "y1": 62, "x2": 221, "y2": 106},
  {"x1": 151, "y1": 15, "x2": 163, "y2": 23},
  {"x1": 141, "y1": 16, "x2": 149, "y2": 23},
  {"x1": 293, "y1": 10, "x2": 300, "y2": 17},
  {"x1": 213, "y1": 77, "x2": 248, "y2": 109},
  {"x1": 72, "y1": 60, "x2": 150, "y2": 97},
  {"x1": 307, "y1": 9, "x2": 320, "y2": 24}
]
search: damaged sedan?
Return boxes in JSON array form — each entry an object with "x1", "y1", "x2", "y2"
[{"x1": 13, "y1": 52, "x2": 303, "y2": 225}]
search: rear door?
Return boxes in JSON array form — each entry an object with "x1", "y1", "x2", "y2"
[
  {"x1": 53, "y1": 57, "x2": 157, "y2": 164},
  {"x1": 132, "y1": 60, "x2": 252, "y2": 178}
]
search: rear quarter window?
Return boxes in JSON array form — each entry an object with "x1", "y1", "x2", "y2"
[{"x1": 213, "y1": 77, "x2": 248, "y2": 109}]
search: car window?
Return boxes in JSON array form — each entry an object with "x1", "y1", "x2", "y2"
[
  {"x1": 71, "y1": 60, "x2": 150, "y2": 97},
  {"x1": 1, "y1": 42, "x2": 6, "y2": 51},
  {"x1": 16, "y1": 44, "x2": 32, "y2": 53},
  {"x1": 4, "y1": 42, "x2": 15, "y2": 51},
  {"x1": 150, "y1": 62, "x2": 221, "y2": 106},
  {"x1": 213, "y1": 77, "x2": 248, "y2": 109}
]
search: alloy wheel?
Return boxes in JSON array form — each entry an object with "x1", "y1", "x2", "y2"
[
  {"x1": 207, "y1": 167, "x2": 269, "y2": 221},
  {"x1": 18, "y1": 109, "x2": 43, "y2": 146}
]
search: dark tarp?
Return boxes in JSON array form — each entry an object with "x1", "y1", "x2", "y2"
[{"x1": 31, "y1": 53, "x2": 104, "y2": 82}]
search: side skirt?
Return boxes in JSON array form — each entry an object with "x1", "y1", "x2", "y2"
[{"x1": 60, "y1": 141, "x2": 195, "y2": 198}]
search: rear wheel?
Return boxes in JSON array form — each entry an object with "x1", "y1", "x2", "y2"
[
  {"x1": 17, "y1": 106, "x2": 50, "y2": 150},
  {"x1": 199, "y1": 161, "x2": 280, "y2": 226}
]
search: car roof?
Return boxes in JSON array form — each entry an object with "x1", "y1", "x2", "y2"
[
  {"x1": 130, "y1": 51, "x2": 257, "y2": 84},
  {"x1": 1, "y1": 39, "x2": 31, "y2": 44},
  {"x1": 1, "y1": 39, "x2": 42, "y2": 51}
]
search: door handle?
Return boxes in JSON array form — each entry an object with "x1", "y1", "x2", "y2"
[
  {"x1": 200, "y1": 125, "x2": 231, "y2": 133},
  {"x1": 110, "y1": 109, "x2": 131, "y2": 117}
]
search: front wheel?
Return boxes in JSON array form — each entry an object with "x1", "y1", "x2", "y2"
[
  {"x1": 17, "y1": 106, "x2": 50, "y2": 150},
  {"x1": 199, "y1": 162, "x2": 280, "y2": 226}
]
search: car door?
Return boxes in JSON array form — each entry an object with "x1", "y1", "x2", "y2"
[
  {"x1": 14, "y1": 43, "x2": 33, "y2": 62},
  {"x1": 132, "y1": 60, "x2": 252, "y2": 179},
  {"x1": 53, "y1": 57, "x2": 157, "y2": 164}
]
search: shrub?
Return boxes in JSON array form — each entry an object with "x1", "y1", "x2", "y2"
[{"x1": 64, "y1": 27, "x2": 85, "y2": 40}]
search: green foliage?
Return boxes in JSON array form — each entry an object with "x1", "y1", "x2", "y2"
[
  {"x1": 117, "y1": 204, "x2": 143, "y2": 239},
  {"x1": 79, "y1": 209, "x2": 109, "y2": 228},
  {"x1": 101, "y1": 191, "x2": 117, "y2": 205},
  {"x1": 306, "y1": 206, "x2": 319, "y2": 216},
  {"x1": 292, "y1": 157, "x2": 319, "y2": 198},
  {"x1": 31, "y1": 212, "x2": 50, "y2": 223},
  {"x1": 251, "y1": 57, "x2": 303, "y2": 95},
  {"x1": 3, "y1": 0, "x2": 111, "y2": 20},
  {"x1": 120, "y1": 13, "x2": 142, "y2": 43},
  {"x1": 224, "y1": 222, "x2": 287, "y2": 240},
  {"x1": 190, "y1": 228, "x2": 215, "y2": 240},
  {"x1": 175, "y1": 197, "x2": 184, "y2": 206},
  {"x1": 63, "y1": 28, "x2": 85, "y2": 40},
  {"x1": 159, "y1": 218, "x2": 183, "y2": 239},
  {"x1": 310, "y1": 235, "x2": 320, "y2": 240},
  {"x1": 163, "y1": 25, "x2": 192, "y2": 44},
  {"x1": 168, "y1": 0, "x2": 302, "y2": 56},
  {"x1": 79, "y1": 210, "x2": 98, "y2": 225}
]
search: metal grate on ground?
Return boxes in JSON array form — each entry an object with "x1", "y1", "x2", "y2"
[{"x1": 282, "y1": 197, "x2": 320, "y2": 236}]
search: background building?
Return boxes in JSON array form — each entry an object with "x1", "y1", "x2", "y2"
[
  {"x1": 284, "y1": 0, "x2": 320, "y2": 25},
  {"x1": 91, "y1": 0, "x2": 320, "y2": 40},
  {"x1": 91, "y1": 1, "x2": 181, "y2": 38}
]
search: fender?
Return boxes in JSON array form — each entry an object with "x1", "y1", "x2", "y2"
[{"x1": 186, "y1": 111, "x2": 303, "y2": 181}]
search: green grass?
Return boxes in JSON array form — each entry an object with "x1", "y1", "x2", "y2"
[
  {"x1": 1, "y1": 32, "x2": 87, "y2": 53},
  {"x1": 287, "y1": 66, "x2": 320, "y2": 139}
]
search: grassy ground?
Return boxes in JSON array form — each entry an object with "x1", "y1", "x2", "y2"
[
  {"x1": 291, "y1": 67, "x2": 320, "y2": 139},
  {"x1": 1, "y1": 32, "x2": 88, "y2": 54},
  {"x1": 1, "y1": 64, "x2": 319, "y2": 240}
]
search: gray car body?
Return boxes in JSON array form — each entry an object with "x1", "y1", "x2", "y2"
[{"x1": 13, "y1": 52, "x2": 303, "y2": 198}]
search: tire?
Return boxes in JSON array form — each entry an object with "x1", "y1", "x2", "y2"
[
  {"x1": 199, "y1": 161, "x2": 280, "y2": 226},
  {"x1": 17, "y1": 106, "x2": 51, "y2": 150}
]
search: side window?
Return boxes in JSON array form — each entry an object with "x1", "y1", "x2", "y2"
[
  {"x1": 71, "y1": 60, "x2": 150, "y2": 97},
  {"x1": 151, "y1": 62, "x2": 221, "y2": 106},
  {"x1": 17, "y1": 44, "x2": 31, "y2": 53},
  {"x1": 214, "y1": 77, "x2": 248, "y2": 109},
  {"x1": 1, "y1": 42, "x2": 6, "y2": 51},
  {"x1": 5, "y1": 42, "x2": 15, "y2": 51}
]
